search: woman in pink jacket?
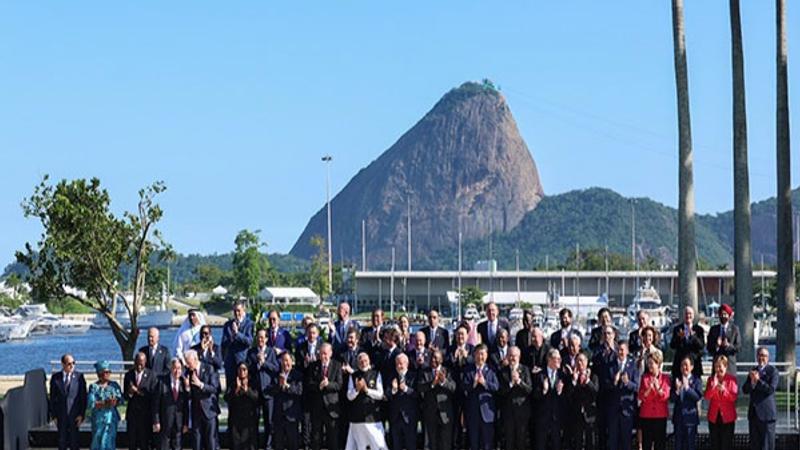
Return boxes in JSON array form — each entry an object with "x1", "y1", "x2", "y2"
[
  {"x1": 704, "y1": 355, "x2": 738, "y2": 450},
  {"x1": 638, "y1": 352, "x2": 671, "y2": 450}
]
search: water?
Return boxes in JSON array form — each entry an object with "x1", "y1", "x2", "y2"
[
  {"x1": 0, "y1": 328, "x2": 224, "y2": 375},
  {"x1": 0, "y1": 328, "x2": 798, "y2": 375}
]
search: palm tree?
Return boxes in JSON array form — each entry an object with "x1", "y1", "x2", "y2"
[
  {"x1": 730, "y1": 0, "x2": 754, "y2": 361},
  {"x1": 775, "y1": 0, "x2": 796, "y2": 365},
  {"x1": 671, "y1": 0, "x2": 698, "y2": 312}
]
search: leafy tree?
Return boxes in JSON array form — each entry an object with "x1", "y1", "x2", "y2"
[
  {"x1": 233, "y1": 229, "x2": 269, "y2": 301},
  {"x1": 16, "y1": 176, "x2": 169, "y2": 360},
  {"x1": 309, "y1": 235, "x2": 330, "y2": 299},
  {"x1": 459, "y1": 286, "x2": 486, "y2": 307}
]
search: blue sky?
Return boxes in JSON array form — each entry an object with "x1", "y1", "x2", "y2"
[{"x1": 1, "y1": 2, "x2": 799, "y2": 263}]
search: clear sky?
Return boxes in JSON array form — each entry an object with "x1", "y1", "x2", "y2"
[{"x1": 1, "y1": 2, "x2": 799, "y2": 265}]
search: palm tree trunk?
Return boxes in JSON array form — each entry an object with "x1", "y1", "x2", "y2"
[
  {"x1": 671, "y1": 0, "x2": 698, "y2": 313},
  {"x1": 775, "y1": 0, "x2": 796, "y2": 365},
  {"x1": 730, "y1": 0, "x2": 754, "y2": 361}
]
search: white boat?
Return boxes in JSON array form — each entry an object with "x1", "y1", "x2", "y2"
[
  {"x1": 463, "y1": 305, "x2": 480, "y2": 321},
  {"x1": 15, "y1": 304, "x2": 92, "y2": 335},
  {"x1": 0, "y1": 318, "x2": 37, "y2": 340},
  {"x1": 554, "y1": 293, "x2": 610, "y2": 321},
  {"x1": 92, "y1": 295, "x2": 174, "y2": 329},
  {"x1": 626, "y1": 281, "x2": 672, "y2": 329}
]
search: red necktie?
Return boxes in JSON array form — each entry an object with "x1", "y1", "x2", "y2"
[{"x1": 323, "y1": 365, "x2": 328, "y2": 378}]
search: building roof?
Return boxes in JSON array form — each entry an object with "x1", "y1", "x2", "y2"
[
  {"x1": 356, "y1": 270, "x2": 776, "y2": 279},
  {"x1": 446, "y1": 290, "x2": 549, "y2": 305},
  {"x1": 259, "y1": 287, "x2": 319, "y2": 300}
]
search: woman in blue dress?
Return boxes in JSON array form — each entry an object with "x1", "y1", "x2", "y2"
[{"x1": 87, "y1": 360, "x2": 123, "y2": 450}]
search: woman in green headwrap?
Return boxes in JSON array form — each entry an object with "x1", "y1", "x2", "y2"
[{"x1": 87, "y1": 360, "x2": 123, "y2": 450}]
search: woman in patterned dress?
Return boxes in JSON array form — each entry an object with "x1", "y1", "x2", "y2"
[{"x1": 87, "y1": 360, "x2": 123, "y2": 450}]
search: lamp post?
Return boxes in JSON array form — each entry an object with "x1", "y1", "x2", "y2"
[{"x1": 322, "y1": 155, "x2": 333, "y2": 298}]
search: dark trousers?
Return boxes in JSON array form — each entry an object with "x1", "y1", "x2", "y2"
[
  {"x1": 311, "y1": 413, "x2": 339, "y2": 450},
  {"x1": 673, "y1": 423, "x2": 697, "y2": 450},
  {"x1": 128, "y1": 412, "x2": 153, "y2": 450},
  {"x1": 191, "y1": 416, "x2": 218, "y2": 450},
  {"x1": 639, "y1": 417, "x2": 666, "y2": 450},
  {"x1": 159, "y1": 420, "x2": 183, "y2": 450},
  {"x1": 260, "y1": 398, "x2": 273, "y2": 447},
  {"x1": 709, "y1": 419, "x2": 735, "y2": 450},
  {"x1": 503, "y1": 411, "x2": 530, "y2": 450},
  {"x1": 424, "y1": 418, "x2": 452, "y2": 450},
  {"x1": 534, "y1": 421, "x2": 561, "y2": 450},
  {"x1": 467, "y1": 418, "x2": 494, "y2": 450},
  {"x1": 56, "y1": 417, "x2": 80, "y2": 450},
  {"x1": 749, "y1": 418, "x2": 776, "y2": 450},
  {"x1": 568, "y1": 420, "x2": 595, "y2": 450},
  {"x1": 607, "y1": 414, "x2": 633, "y2": 450},
  {"x1": 390, "y1": 419, "x2": 416, "y2": 450},
  {"x1": 273, "y1": 419, "x2": 300, "y2": 450},
  {"x1": 302, "y1": 411, "x2": 312, "y2": 448}
]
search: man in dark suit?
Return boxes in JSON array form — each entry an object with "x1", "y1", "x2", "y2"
[
  {"x1": 191, "y1": 325, "x2": 222, "y2": 372},
  {"x1": 567, "y1": 353, "x2": 599, "y2": 450},
  {"x1": 124, "y1": 352, "x2": 157, "y2": 450},
  {"x1": 477, "y1": 302, "x2": 510, "y2": 348},
  {"x1": 706, "y1": 303, "x2": 741, "y2": 374},
  {"x1": 328, "y1": 302, "x2": 359, "y2": 353},
  {"x1": 247, "y1": 328, "x2": 279, "y2": 448},
  {"x1": 561, "y1": 334, "x2": 585, "y2": 373},
  {"x1": 532, "y1": 349, "x2": 568, "y2": 450},
  {"x1": 221, "y1": 301, "x2": 254, "y2": 383},
  {"x1": 420, "y1": 308, "x2": 449, "y2": 350},
  {"x1": 627, "y1": 311, "x2": 650, "y2": 356},
  {"x1": 359, "y1": 308, "x2": 385, "y2": 356},
  {"x1": 184, "y1": 349, "x2": 220, "y2": 450},
  {"x1": 418, "y1": 349, "x2": 456, "y2": 450},
  {"x1": 523, "y1": 326, "x2": 550, "y2": 373},
  {"x1": 514, "y1": 310, "x2": 535, "y2": 350},
  {"x1": 295, "y1": 323, "x2": 322, "y2": 449},
  {"x1": 590, "y1": 325, "x2": 617, "y2": 449},
  {"x1": 549, "y1": 308, "x2": 582, "y2": 350},
  {"x1": 373, "y1": 327, "x2": 402, "y2": 380},
  {"x1": 588, "y1": 307, "x2": 619, "y2": 354},
  {"x1": 670, "y1": 306, "x2": 705, "y2": 379},
  {"x1": 49, "y1": 353, "x2": 87, "y2": 450},
  {"x1": 153, "y1": 358, "x2": 189, "y2": 450},
  {"x1": 385, "y1": 354, "x2": 419, "y2": 450},
  {"x1": 497, "y1": 346, "x2": 533, "y2": 450},
  {"x1": 445, "y1": 324, "x2": 474, "y2": 448},
  {"x1": 306, "y1": 343, "x2": 343, "y2": 450},
  {"x1": 743, "y1": 347, "x2": 779, "y2": 450},
  {"x1": 488, "y1": 328, "x2": 511, "y2": 370},
  {"x1": 671, "y1": 356, "x2": 704, "y2": 450},
  {"x1": 406, "y1": 330, "x2": 432, "y2": 371},
  {"x1": 462, "y1": 344, "x2": 499, "y2": 450},
  {"x1": 140, "y1": 327, "x2": 171, "y2": 377},
  {"x1": 271, "y1": 352, "x2": 304, "y2": 450},
  {"x1": 266, "y1": 309, "x2": 293, "y2": 354},
  {"x1": 602, "y1": 341, "x2": 639, "y2": 450}
]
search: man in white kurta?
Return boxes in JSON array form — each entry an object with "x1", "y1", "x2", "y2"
[{"x1": 345, "y1": 352, "x2": 387, "y2": 450}]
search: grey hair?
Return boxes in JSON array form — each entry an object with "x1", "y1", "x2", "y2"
[{"x1": 183, "y1": 349, "x2": 199, "y2": 363}]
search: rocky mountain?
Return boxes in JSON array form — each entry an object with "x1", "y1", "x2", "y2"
[{"x1": 290, "y1": 81, "x2": 545, "y2": 265}]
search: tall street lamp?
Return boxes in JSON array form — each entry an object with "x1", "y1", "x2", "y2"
[{"x1": 322, "y1": 155, "x2": 333, "y2": 298}]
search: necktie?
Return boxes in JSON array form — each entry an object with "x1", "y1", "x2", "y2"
[
  {"x1": 273, "y1": 330, "x2": 278, "y2": 345},
  {"x1": 549, "y1": 370, "x2": 556, "y2": 385},
  {"x1": 489, "y1": 322, "x2": 496, "y2": 343},
  {"x1": 431, "y1": 328, "x2": 436, "y2": 345},
  {"x1": 172, "y1": 380, "x2": 179, "y2": 401},
  {"x1": 151, "y1": 347, "x2": 156, "y2": 359},
  {"x1": 720, "y1": 325, "x2": 726, "y2": 340},
  {"x1": 65, "y1": 374, "x2": 71, "y2": 390},
  {"x1": 136, "y1": 371, "x2": 142, "y2": 386}
]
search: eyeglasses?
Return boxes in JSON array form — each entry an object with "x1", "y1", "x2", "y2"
[
  {"x1": 64, "y1": 361, "x2": 75, "y2": 366},
  {"x1": 201, "y1": 332, "x2": 211, "y2": 336}
]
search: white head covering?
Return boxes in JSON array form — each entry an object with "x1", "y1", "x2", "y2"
[{"x1": 173, "y1": 310, "x2": 207, "y2": 360}]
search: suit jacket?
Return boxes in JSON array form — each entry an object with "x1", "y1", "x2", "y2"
[
  {"x1": 186, "y1": 363, "x2": 221, "y2": 421},
  {"x1": 373, "y1": 345, "x2": 402, "y2": 379},
  {"x1": 140, "y1": 344, "x2": 171, "y2": 377},
  {"x1": 588, "y1": 326, "x2": 619, "y2": 354},
  {"x1": 385, "y1": 370, "x2": 418, "y2": 425},
  {"x1": 271, "y1": 369, "x2": 304, "y2": 422},
  {"x1": 669, "y1": 323, "x2": 705, "y2": 377},
  {"x1": 305, "y1": 359, "x2": 343, "y2": 419},
  {"x1": 246, "y1": 346, "x2": 279, "y2": 401},
  {"x1": 295, "y1": 337, "x2": 323, "y2": 373},
  {"x1": 221, "y1": 318, "x2": 254, "y2": 371},
  {"x1": 445, "y1": 344, "x2": 474, "y2": 374},
  {"x1": 266, "y1": 327, "x2": 293, "y2": 353},
  {"x1": 532, "y1": 368, "x2": 568, "y2": 426},
  {"x1": 462, "y1": 364, "x2": 499, "y2": 423},
  {"x1": 706, "y1": 322, "x2": 741, "y2": 371},
  {"x1": 628, "y1": 328, "x2": 645, "y2": 356},
  {"x1": 49, "y1": 371, "x2": 87, "y2": 422},
  {"x1": 497, "y1": 364, "x2": 533, "y2": 414},
  {"x1": 600, "y1": 356, "x2": 639, "y2": 417},
  {"x1": 742, "y1": 364, "x2": 779, "y2": 422},
  {"x1": 489, "y1": 344, "x2": 511, "y2": 371},
  {"x1": 152, "y1": 374, "x2": 189, "y2": 428},
  {"x1": 704, "y1": 374, "x2": 738, "y2": 424},
  {"x1": 523, "y1": 343, "x2": 550, "y2": 371},
  {"x1": 419, "y1": 325, "x2": 450, "y2": 350},
  {"x1": 560, "y1": 348, "x2": 587, "y2": 373},
  {"x1": 191, "y1": 342, "x2": 223, "y2": 372},
  {"x1": 477, "y1": 319, "x2": 510, "y2": 348},
  {"x1": 567, "y1": 372, "x2": 599, "y2": 424},
  {"x1": 123, "y1": 368, "x2": 157, "y2": 421},
  {"x1": 329, "y1": 319, "x2": 359, "y2": 352},
  {"x1": 514, "y1": 327, "x2": 534, "y2": 350},
  {"x1": 406, "y1": 348, "x2": 432, "y2": 371},
  {"x1": 359, "y1": 325, "x2": 383, "y2": 354},
  {"x1": 417, "y1": 366, "x2": 456, "y2": 425},
  {"x1": 670, "y1": 375, "x2": 703, "y2": 426},
  {"x1": 549, "y1": 327, "x2": 582, "y2": 351},
  {"x1": 224, "y1": 386, "x2": 260, "y2": 431}
]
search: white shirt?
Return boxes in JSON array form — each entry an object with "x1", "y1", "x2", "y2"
[{"x1": 346, "y1": 370, "x2": 384, "y2": 401}]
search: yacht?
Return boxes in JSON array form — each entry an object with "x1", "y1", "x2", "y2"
[
  {"x1": 15, "y1": 304, "x2": 92, "y2": 335},
  {"x1": 626, "y1": 281, "x2": 672, "y2": 329},
  {"x1": 463, "y1": 305, "x2": 480, "y2": 321}
]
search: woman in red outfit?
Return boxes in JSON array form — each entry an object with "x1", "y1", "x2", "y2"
[
  {"x1": 638, "y1": 352, "x2": 671, "y2": 450},
  {"x1": 704, "y1": 355, "x2": 738, "y2": 450}
]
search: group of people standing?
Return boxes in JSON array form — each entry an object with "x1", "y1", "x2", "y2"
[{"x1": 47, "y1": 301, "x2": 780, "y2": 450}]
